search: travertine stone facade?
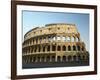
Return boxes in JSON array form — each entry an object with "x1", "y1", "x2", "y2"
[{"x1": 22, "y1": 23, "x2": 89, "y2": 63}]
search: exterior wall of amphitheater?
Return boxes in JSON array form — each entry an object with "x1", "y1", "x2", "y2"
[{"x1": 22, "y1": 23, "x2": 89, "y2": 63}]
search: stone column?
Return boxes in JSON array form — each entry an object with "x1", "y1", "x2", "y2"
[
  {"x1": 44, "y1": 56, "x2": 46, "y2": 62},
  {"x1": 49, "y1": 56, "x2": 51, "y2": 62},
  {"x1": 55, "y1": 55, "x2": 57, "y2": 62},
  {"x1": 33, "y1": 39, "x2": 34, "y2": 45},
  {"x1": 35, "y1": 56, "x2": 38, "y2": 62},
  {"x1": 71, "y1": 56, "x2": 74, "y2": 61},
  {"x1": 50, "y1": 44, "x2": 52, "y2": 52},
  {"x1": 70, "y1": 36, "x2": 71, "y2": 42},
  {"x1": 66, "y1": 56, "x2": 68, "y2": 62},
  {"x1": 60, "y1": 36, "x2": 62, "y2": 42},
  {"x1": 60, "y1": 56, "x2": 62, "y2": 62},
  {"x1": 45, "y1": 45, "x2": 47, "y2": 53}
]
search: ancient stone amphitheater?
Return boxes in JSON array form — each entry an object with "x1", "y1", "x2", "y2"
[{"x1": 22, "y1": 23, "x2": 89, "y2": 66}]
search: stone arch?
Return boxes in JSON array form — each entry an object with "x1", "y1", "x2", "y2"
[
  {"x1": 68, "y1": 45, "x2": 71, "y2": 51},
  {"x1": 34, "y1": 46, "x2": 37, "y2": 52},
  {"x1": 41, "y1": 56, "x2": 45, "y2": 62},
  {"x1": 78, "y1": 55, "x2": 81, "y2": 61},
  {"x1": 67, "y1": 36, "x2": 70, "y2": 42},
  {"x1": 57, "y1": 56, "x2": 61, "y2": 62},
  {"x1": 82, "y1": 55, "x2": 85, "y2": 60},
  {"x1": 38, "y1": 46, "x2": 41, "y2": 52},
  {"x1": 62, "y1": 36, "x2": 66, "y2": 41},
  {"x1": 57, "y1": 45, "x2": 61, "y2": 51},
  {"x1": 53, "y1": 36, "x2": 56, "y2": 41},
  {"x1": 36, "y1": 38, "x2": 38, "y2": 44},
  {"x1": 43, "y1": 46, "x2": 45, "y2": 52},
  {"x1": 46, "y1": 56, "x2": 50, "y2": 62},
  {"x1": 71, "y1": 36, "x2": 75, "y2": 42},
  {"x1": 62, "y1": 45, "x2": 66, "y2": 51},
  {"x1": 31, "y1": 47, "x2": 33, "y2": 53},
  {"x1": 40, "y1": 37, "x2": 42, "y2": 43},
  {"x1": 57, "y1": 36, "x2": 61, "y2": 41},
  {"x1": 82, "y1": 46, "x2": 84, "y2": 51},
  {"x1": 47, "y1": 45, "x2": 50, "y2": 51},
  {"x1": 52, "y1": 45, "x2": 56, "y2": 51},
  {"x1": 33, "y1": 39, "x2": 34, "y2": 44},
  {"x1": 52, "y1": 56, "x2": 55, "y2": 62},
  {"x1": 62, "y1": 56, "x2": 66, "y2": 62},
  {"x1": 73, "y1": 55, "x2": 77, "y2": 61},
  {"x1": 37, "y1": 56, "x2": 40, "y2": 62},
  {"x1": 48, "y1": 36, "x2": 51, "y2": 41},
  {"x1": 73, "y1": 45, "x2": 76, "y2": 51},
  {"x1": 68, "y1": 55, "x2": 72, "y2": 61},
  {"x1": 77, "y1": 45, "x2": 80, "y2": 51},
  {"x1": 29, "y1": 56, "x2": 32, "y2": 63},
  {"x1": 33, "y1": 57, "x2": 36, "y2": 62},
  {"x1": 76, "y1": 37, "x2": 79, "y2": 42}
]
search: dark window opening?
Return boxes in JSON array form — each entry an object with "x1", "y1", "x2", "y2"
[
  {"x1": 57, "y1": 46, "x2": 61, "y2": 51},
  {"x1": 52, "y1": 45, "x2": 56, "y2": 51},
  {"x1": 68, "y1": 45, "x2": 71, "y2": 51},
  {"x1": 73, "y1": 46, "x2": 76, "y2": 51},
  {"x1": 62, "y1": 45, "x2": 66, "y2": 51}
]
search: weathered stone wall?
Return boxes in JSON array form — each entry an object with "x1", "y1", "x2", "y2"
[{"x1": 22, "y1": 23, "x2": 89, "y2": 64}]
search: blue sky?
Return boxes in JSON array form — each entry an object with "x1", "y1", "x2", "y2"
[{"x1": 22, "y1": 10, "x2": 89, "y2": 51}]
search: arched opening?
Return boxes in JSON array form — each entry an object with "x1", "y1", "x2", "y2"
[
  {"x1": 40, "y1": 38, "x2": 42, "y2": 43},
  {"x1": 34, "y1": 47, "x2": 37, "y2": 52},
  {"x1": 57, "y1": 46, "x2": 61, "y2": 51},
  {"x1": 33, "y1": 57, "x2": 36, "y2": 62},
  {"x1": 33, "y1": 40, "x2": 34, "y2": 44},
  {"x1": 52, "y1": 45, "x2": 56, "y2": 51},
  {"x1": 73, "y1": 45, "x2": 76, "y2": 51},
  {"x1": 41, "y1": 56, "x2": 45, "y2": 62},
  {"x1": 36, "y1": 38, "x2": 38, "y2": 43},
  {"x1": 28, "y1": 48, "x2": 30, "y2": 53},
  {"x1": 47, "y1": 45, "x2": 50, "y2": 51},
  {"x1": 49, "y1": 36, "x2": 53, "y2": 42},
  {"x1": 62, "y1": 56, "x2": 66, "y2": 62},
  {"x1": 68, "y1": 45, "x2": 71, "y2": 51},
  {"x1": 73, "y1": 55, "x2": 77, "y2": 61},
  {"x1": 71, "y1": 36, "x2": 75, "y2": 42},
  {"x1": 57, "y1": 36, "x2": 61, "y2": 41},
  {"x1": 31, "y1": 47, "x2": 33, "y2": 53},
  {"x1": 68, "y1": 56, "x2": 72, "y2": 61},
  {"x1": 53, "y1": 36, "x2": 56, "y2": 41},
  {"x1": 43, "y1": 37, "x2": 46, "y2": 42},
  {"x1": 43, "y1": 46, "x2": 45, "y2": 52},
  {"x1": 46, "y1": 56, "x2": 50, "y2": 62},
  {"x1": 38, "y1": 46, "x2": 41, "y2": 52},
  {"x1": 83, "y1": 55, "x2": 85, "y2": 60},
  {"x1": 52, "y1": 56, "x2": 55, "y2": 62},
  {"x1": 76, "y1": 37, "x2": 79, "y2": 42},
  {"x1": 62, "y1": 45, "x2": 66, "y2": 51},
  {"x1": 62, "y1": 36, "x2": 66, "y2": 41},
  {"x1": 67, "y1": 36, "x2": 70, "y2": 42},
  {"x1": 78, "y1": 55, "x2": 81, "y2": 61},
  {"x1": 37, "y1": 57, "x2": 40, "y2": 62},
  {"x1": 77, "y1": 45, "x2": 80, "y2": 51},
  {"x1": 57, "y1": 56, "x2": 61, "y2": 62},
  {"x1": 29, "y1": 56, "x2": 32, "y2": 63},
  {"x1": 82, "y1": 46, "x2": 84, "y2": 51}
]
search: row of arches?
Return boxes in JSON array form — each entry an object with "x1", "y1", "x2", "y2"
[
  {"x1": 23, "y1": 55, "x2": 88, "y2": 63},
  {"x1": 25, "y1": 24, "x2": 78, "y2": 40},
  {"x1": 23, "y1": 45, "x2": 85, "y2": 54},
  {"x1": 23, "y1": 35, "x2": 80, "y2": 47}
]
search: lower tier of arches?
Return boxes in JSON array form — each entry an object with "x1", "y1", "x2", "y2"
[{"x1": 22, "y1": 54, "x2": 89, "y2": 64}]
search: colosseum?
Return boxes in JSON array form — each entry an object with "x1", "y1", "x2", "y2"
[{"x1": 22, "y1": 23, "x2": 89, "y2": 68}]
